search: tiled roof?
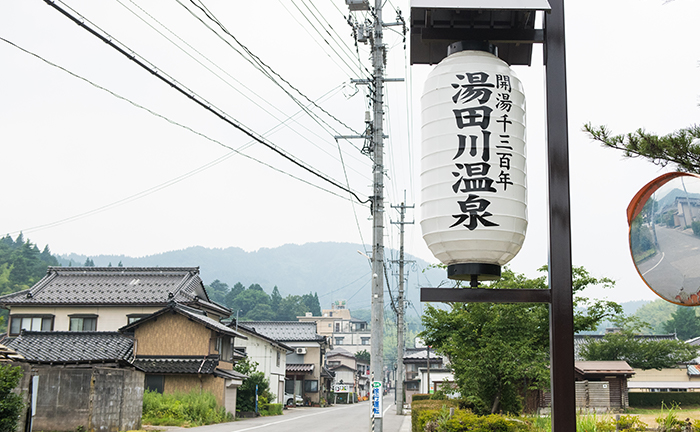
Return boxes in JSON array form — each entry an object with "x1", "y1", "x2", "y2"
[
  {"x1": 328, "y1": 347, "x2": 356, "y2": 359},
  {"x1": 5, "y1": 331, "x2": 134, "y2": 364},
  {"x1": 244, "y1": 321, "x2": 326, "y2": 342},
  {"x1": 403, "y1": 347, "x2": 443, "y2": 364},
  {"x1": 214, "y1": 368, "x2": 248, "y2": 380},
  {"x1": 0, "y1": 267, "x2": 230, "y2": 315},
  {"x1": 0, "y1": 344, "x2": 23, "y2": 361},
  {"x1": 120, "y1": 303, "x2": 246, "y2": 339},
  {"x1": 133, "y1": 356, "x2": 218, "y2": 374},
  {"x1": 286, "y1": 363, "x2": 314, "y2": 373},
  {"x1": 234, "y1": 323, "x2": 293, "y2": 352},
  {"x1": 575, "y1": 361, "x2": 634, "y2": 375}
]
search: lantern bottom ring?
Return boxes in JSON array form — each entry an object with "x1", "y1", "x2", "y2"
[{"x1": 447, "y1": 263, "x2": 501, "y2": 286}]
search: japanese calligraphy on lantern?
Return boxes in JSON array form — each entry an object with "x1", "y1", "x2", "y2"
[{"x1": 420, "y1": 49, "x2": 528, "y2": 269}]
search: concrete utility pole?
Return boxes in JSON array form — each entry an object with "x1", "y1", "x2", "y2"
[
  {"x1": 391, "y1": 196, "x2": 413, "y2": 415},
  {"x1": 370, "y1": 0, "x2": 386, "y2": 429},
  {"x1": 342, "y1": 3, "x2": 404, "y2": 429}
]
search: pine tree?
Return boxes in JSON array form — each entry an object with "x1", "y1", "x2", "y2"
[{"x1": 663, "y1": 306, "x2": 700, "y2": 341}]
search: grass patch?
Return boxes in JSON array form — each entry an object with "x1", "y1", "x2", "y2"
[{"x1": 142, "y1": 390, "x2": 233, "y2": 427}]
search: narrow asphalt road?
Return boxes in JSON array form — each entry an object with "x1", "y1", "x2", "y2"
[{"x1": 154, "y1": 393, "x2": 410, "y2": 432}]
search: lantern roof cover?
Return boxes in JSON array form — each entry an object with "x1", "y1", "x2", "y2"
[
  {"x1": 410, "y1": 0, "x2": 551, "y2": 66},
  {"x1": 411, "y1": 0, "x2": 550, "y2": 10}
]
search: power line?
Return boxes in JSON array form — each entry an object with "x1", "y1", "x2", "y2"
[
  {"x1": 183, "y1": 0, "x2": 361, "y2": 137},
  {"x1": 42, "y1": 0, "x2": 369, "y2": 205},
  {"x1": 115, "y1": 0, "x2": 369, "y2": 172},
  {"x1": 1, "y1": 36, "x2": 369, "y2": 235}
]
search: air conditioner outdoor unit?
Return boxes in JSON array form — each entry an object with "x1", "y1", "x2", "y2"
[{"x1": 295, "y1": 348, "x2": 307, "y2": 355}]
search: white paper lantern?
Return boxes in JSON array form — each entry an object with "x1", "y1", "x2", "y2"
[{"x1": 420, "y1": 43, "x2": 527, "y2": 282}]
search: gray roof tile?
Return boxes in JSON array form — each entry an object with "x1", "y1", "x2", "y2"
[
  {"x1": 5, "y1": 331, "x2": 134, "y2": 363},
  {"x1": 243, "y1": 321, "x2": 325, "y2": 342},
  {"x1": 0, "y1": 267, "x2": 230, "y2": 315},
  {"x1": 134, "y1": 356, "x2": 218, "y2": 374}
]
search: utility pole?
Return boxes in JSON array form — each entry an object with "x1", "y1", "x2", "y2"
[
  {"x1": 370, "y1": 0, "x2": 386, "y2": 429},
  {"x1": 342, "y1": 3, "x2": 404, "y2": 430},
  {"x1": 391, "y1": 195, "x2": 413, "y2": 415}
]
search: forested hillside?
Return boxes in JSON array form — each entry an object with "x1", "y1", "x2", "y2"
[
  {"x1": 0, "y1": 234, "x2": 60, "y2": 329},
  {"x1": 60, "y1": 242, "x2": 445, "y2": 318},
  {"x1": 204, "y1": 280, "x2": 322, "y2": 321}
]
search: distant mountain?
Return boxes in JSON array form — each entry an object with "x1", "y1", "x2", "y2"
[
  {"x1": 656, "y1": 188, "x2": 700, "y2": 213},
  {"x1": 59, "y1": 242, "x2": 447, "y2": 319}
]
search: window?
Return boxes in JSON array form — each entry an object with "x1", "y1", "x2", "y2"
[
  {"x1": 69, "y1": 315, "x2": 97, "y2": 331},
  {"x1": 361, "y1": 337, "x2": 370, "y2": 345},
  {"x1": 304, "y1": 379, "x2": 319, "y2": 393},
  {"x1": 145, "y1": 375, "x2": 164, "y2": 393},
  {"x1": 9, "y1": 315, "x2": 53, "y2": 336},
  {"x1": 334, "y1": 322, "x2": 340, "y2": 332},
  {"x1": 276, "y1": 351, "x2": 281, "y2": 367},
  {"x1": 335, "y1": 337, "x2": 344, "y2": 345},
  {"x1": 127, "y1": 314, "x2": 149, "y2": 324}
]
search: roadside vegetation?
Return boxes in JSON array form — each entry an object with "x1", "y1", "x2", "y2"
[
  {"x1": 413, "y1": 398, "x2": 700, "y2": 431},
  {"x1": 142, "y1": 390, "x2": 232, "y2": 427}
]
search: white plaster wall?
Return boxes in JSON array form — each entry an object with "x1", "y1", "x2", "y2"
[
  {"x1": 8, "y1": 306, "x2": 161, "y2": 332},
  {"x1": 236, "y1": 332, "x2": 288, "y2": 403}
]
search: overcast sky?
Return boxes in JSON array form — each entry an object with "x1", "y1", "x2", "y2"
[{"x1": 1, "y1": 0, "x2": 699, "y2": 304}]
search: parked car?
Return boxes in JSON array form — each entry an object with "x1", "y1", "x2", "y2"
[{"x1": 284, "y1": 392, "x2": 304, "y2": 407}]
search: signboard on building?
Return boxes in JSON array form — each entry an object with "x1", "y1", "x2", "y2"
[
  {"x1": 334, "y1": 383, "x2": 352, "y2": 393},
  {"x1": 371, "y1": 381, "x2": 383, "y2": 418}
]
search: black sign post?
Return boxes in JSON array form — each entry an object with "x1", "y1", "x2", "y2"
[{"x1": 412, "y1": 1, "x2": 575, "y2": 430}]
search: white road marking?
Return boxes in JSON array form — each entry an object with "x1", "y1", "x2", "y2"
[
  {"x1": 642, "y1": 252, "x2": 665, "y2": 276},
  {"x1": 232, "y1": 405, "x2": 356, "y2": 432}
]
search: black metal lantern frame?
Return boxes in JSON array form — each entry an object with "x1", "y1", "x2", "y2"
[{"x1": 413, "y1": 1, "x2": 575, "y2": 430}]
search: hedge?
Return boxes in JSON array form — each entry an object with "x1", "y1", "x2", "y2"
[
  {"x1": 412, "y1": 403, "x2": 530, "y2": 432},
  {"x1": 412, "y1": 394, "x2": 432, "y2": 402},
  {"x1": 629, "y1": 392, "x2": 700, "y2": 408},
  {"x1": 411, "y1": 399, "x2": 459, "y2": 432}
]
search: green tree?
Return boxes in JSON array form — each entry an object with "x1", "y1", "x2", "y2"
[
  {"x1": 231, "y1": 288, "x2": 270, "y2": 319},
  {"x1": 84, "y1": 257, "x2": 95, "y2": 267},
  {"x1": 355, "y1": 349, "x2": 370, "y2": 363},
  {"x1": 270, "y1": 286, "x2": 282, "y2": 311},
  {"x1": 277, "y1": 295, "x2": 308, "y2": 321},
  {"x1": 584, "y1": 123, "x2": 700, "y2": 173},
  {"x1": 245, "y1": 304, "x2": 276, "y2": 321},
  {"x1": 663, "y1": 306, "x2": 700, "y2": 340},
  {"x1": 633, "y1": 299, "x2": 679, "y2": 334},
  {"x1": 233, "y1": 357, "x2": 272, "y2": 412},
  {"x1": 580, "y1": 330, "x2": 698, "y2": 370},
  {"x1": 205, "y1": 280, "x2": 229, "y2": 305},
  {"x1": 224, "y1": 282, "x2": 245, "y2": 309},
  {"x1": 420, "y1": 266, "x2": 622, "y2": 415},
  {"x1": 0, "y1": 364, "x2": 24, "y2": 432},
  {"x1": 301, "y1": 292, "x2": 321, "y2": 317}
]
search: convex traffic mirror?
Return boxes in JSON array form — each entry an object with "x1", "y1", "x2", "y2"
[{"x1": 628, "y1": 173, "x2": 700, "y2": 305}]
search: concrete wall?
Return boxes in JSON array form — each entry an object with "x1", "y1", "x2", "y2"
[
  {"x1": 7, "y1": 306, "x2": 161, "y2": 333},
  {"x1": 26, "y1": 365, "x2": 144, "y2": 432}
]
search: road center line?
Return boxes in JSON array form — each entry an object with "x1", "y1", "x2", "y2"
[{"x1": 232, "y1": 405, "x2": 356, "y2": 432}]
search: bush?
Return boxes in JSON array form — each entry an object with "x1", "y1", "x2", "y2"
[
  {"x1": 0, "y1": 364, "x2": 24, "y2": 432},
  {"x1": 412, "y1": 393, "x2": 432, "y2": 402},
  {"x1": 411, "y1": 400, "x2": 459, "y2": 432},
  {"x1": 142, "y1": 390, "x2": 233, "y2": 426},
  {"x1": 259, "y1": 403, "x2": 283, "y2": 416},
  {"x1": 693, "y1": 220, "x2": 700, "y2": 237},
  {"x1": 416, "y1": 405, "x2": 531, "y2": 432},
  {"x1": 629, "y1": 392, "x2": 700, "y2": 408}
]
